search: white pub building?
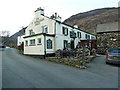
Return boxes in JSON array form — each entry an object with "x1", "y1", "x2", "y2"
[{"x1": 23, "y1": 7, "x2": 96, "y2": 57}]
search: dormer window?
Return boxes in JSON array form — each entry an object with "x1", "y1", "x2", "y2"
[{"x1": 42, "y1": 25, "x2": 48, "y2": 33}]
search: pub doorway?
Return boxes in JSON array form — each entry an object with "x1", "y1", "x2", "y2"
[{"x1": 70, "y1": 40, "x2": 74, "y2": 49}]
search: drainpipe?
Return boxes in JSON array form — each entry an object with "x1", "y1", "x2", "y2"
[
  {"x1": 44, "y1": 34, "x2": 46, "y2": 59},
  {"x1": 54, "y1": 22, "x2": 56, "y2": 52}
]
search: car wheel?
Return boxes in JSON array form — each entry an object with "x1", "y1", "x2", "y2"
[{"x1": 106, "y1": 61, "x2": 109, "y2": 64}]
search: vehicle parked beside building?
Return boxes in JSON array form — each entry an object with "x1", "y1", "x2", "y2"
[{"x1": 106, "y1": 48, "x2": 120, "y2": 64}]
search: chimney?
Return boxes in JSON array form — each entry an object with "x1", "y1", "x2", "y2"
[
  {"x1": 74, "y1": 25, "x2": 79, "y2": 28},
  {"x1": 56, "y1": 15, "x2": 61, "y2": 22},
  {"x1": 53, "y1": 12, "x2": 61, "y2": 22},
  {"x1": 35, "y1": 7, "x2": 44, "y2": 17}
]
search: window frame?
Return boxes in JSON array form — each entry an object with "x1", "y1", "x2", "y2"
[
  {"x1": 62, "y1": 27, "x2": 68, "y2": 36},
  {"x1": 42, "y1": 25, "x2": 48, "y2": 33},
  {"x1": 47, "y1": 39, "x2": 52, "y2": 49},
  {"x1": 77, "y1": 32, "x2": 81, "y2": 38},
  {"x1": 25, "y1": 40, "x2": 28, "y2": 46},
  {"x1": 29, "y1": 29, "x2": 35, "y2": 35},
  {"x1": 37, "y1": 38, "x2": 42, "y2": 45},
  {"x1": 29, "y1": 39, "x2": 36, "y2": 46},
  {"x1": 85, "y1": 34, "x2": 90, "y2": 40},
  {"x1": 91, "y1": 36, "x2": 95, "y2": 40}
]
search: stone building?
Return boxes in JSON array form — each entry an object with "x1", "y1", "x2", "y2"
[{"x1": 96, "y1": 22, "x2": 119, "y2": 48}]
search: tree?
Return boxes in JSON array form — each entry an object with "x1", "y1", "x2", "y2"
[
  {"x1": 0, "y1": 30, "x2": 10, "y2": 37},
  {"x1": 0, "y1": 30, "x2": 11, "y2": 46}
]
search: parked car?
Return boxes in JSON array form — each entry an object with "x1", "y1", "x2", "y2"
[
  {"x1": 106, "y1": 48, "x2": 120, "y2": 64},
  {"x1": 0, "y1": 43, "x2": 6, "y2": 50},
  {"x1": 96, "y1": 47, "x2": 106, "y2": 55}
]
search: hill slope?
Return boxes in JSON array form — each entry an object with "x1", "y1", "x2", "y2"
[
  {"x1": 9, "y1": 27, "x2": 26, "y2": 47},
  {"x1": 64, "y1": 7, "x2": 118, "y2": 33}
]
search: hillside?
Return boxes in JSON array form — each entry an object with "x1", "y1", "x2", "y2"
[
  {"x1": 9, "y1": 27, "x2": 26, "y2": 47},
  {"x1": 64, "y1": 7, "x2": 118, "y2": 33}
]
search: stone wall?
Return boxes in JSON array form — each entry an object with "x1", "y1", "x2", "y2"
[{"x1": 97, "y1": 32, "x2": 120, "y2": 48}]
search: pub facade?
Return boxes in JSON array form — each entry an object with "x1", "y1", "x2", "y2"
[{"x1": 23, "y1": 7, "x2": 96, "y2": 57}]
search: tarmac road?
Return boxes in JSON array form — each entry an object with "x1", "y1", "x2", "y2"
[
  {"x1": 2, "y1": 48, "x2": 119, "y2": 88},
  {"x1": 0, "y1": 49, "x2": 2, "y2": 89}
]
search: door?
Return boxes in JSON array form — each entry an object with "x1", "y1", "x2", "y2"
[{"x1": 71, "y1": 40, "x2": 74, "y2": 49}]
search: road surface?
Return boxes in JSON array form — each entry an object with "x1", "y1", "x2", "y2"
[
  {"x1": 2, "y1": 48, "x2": 119, "y2": 88},
  {"x1": 0, "y1": 49, "x2": 2, "y2": 89}
]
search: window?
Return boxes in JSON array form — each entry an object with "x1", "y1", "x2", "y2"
[
  {"x1": 29, "y1": 30, "x2": 33, "y2": 35},
  {"x1": 29, "y1": 29, "x2": 35, "y2": 35},
  {"x1": 88, "y1": 35, "x2": 90, "y2": 39},
  {"x1": 70, "y1": 31, "x2": 76, "y2": 38},
  {"x1": 25, "y1": 40, "x2": 28, "y2": 46},
  {"x1": 47, "y1": 39, "x2": 52, "y2": 49},
  {"x1": 85, "y1": 34, "x2": 87, "y2": 39},
  {"x1": 42, "y1": 25, "x2": 48, "y2": 33},
  {"x1": 91, "y1": 36, "x2": 95, "y2": 40},
  {"x1": 77, "y1": 32, "x2": 81, "y2": 38},
  {"x1": 62, "y1": 27, "x2": 68, "y2": 36},
  {"x1": 30, "y1": 39, "x2": 35, "y2": 46},
  {"x1": 44, "y1": 27, "x2": 48, "y2": 33},
  {"x1": 38, "y1": 38, "x2": 41, "y2": 45},
  {"x1": 85, "y1": 34, "x2": 90, "y2": 40}
]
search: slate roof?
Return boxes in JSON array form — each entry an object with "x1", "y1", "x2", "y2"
[{"x1": 96, "y1": 22, "x2": 119, "y2": 33}]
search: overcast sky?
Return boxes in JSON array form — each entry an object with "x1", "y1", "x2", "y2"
[{"x1": 0, "y1": 0, "x2": 119, "y2": 35}]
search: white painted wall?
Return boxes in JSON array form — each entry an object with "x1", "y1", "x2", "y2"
[
  {"x1": 25, "y1": 16, "x2": 55, "y2": 37},
  {"x1": 24, "y1": 35, "x2": 44, "y2": 55},
  {"x1": 55, "y1": 22, "x2": 96, "y2": 50},
  {"x1": 24, "y1": 9, "x2": 56, "y2": 55}
]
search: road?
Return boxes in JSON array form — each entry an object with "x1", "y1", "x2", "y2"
[
  {"x1": 0, "y1": 49, "x2": 2, "y2": 89},
  {"x1": 2, "y1": 48, "x2": 119, "y2": 88}
]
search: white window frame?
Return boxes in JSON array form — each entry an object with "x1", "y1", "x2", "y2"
[
  {"x1": 25, "y1": 40, "x2": 28, "y2": 46},
  {"x1": 42, "y1": 25, "x2": 48, "y2": 33},
  {"x1": 37, "y1": 38, "x2": 42, "y2": 45},
  {"x1": 30, "y1": 39, "x2": 35, "y2": 46},
  {"x1": 29, "y1": 29, "x2": 35, "y2": 35},
  {"x1": 62, "y1": 27, "x2": 68, "y2": 36}
]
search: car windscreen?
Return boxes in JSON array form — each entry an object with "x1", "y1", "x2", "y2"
[{"x1": 108, "y1": 49, "x2": 120, "y2": 53}]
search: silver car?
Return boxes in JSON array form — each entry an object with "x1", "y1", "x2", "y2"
[{"x1": 106, "y1": 48, "x2": 120, "y2": 64}]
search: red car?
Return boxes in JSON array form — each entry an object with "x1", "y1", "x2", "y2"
[{"x1": 96, "y1": 47, "x2": 106, "y2": 55}]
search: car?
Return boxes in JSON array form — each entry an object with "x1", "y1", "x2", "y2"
[
  {"x1": 106, "y1": 48, "x2": 120, "y2": 64},
  {"x1": 0, "y1": 43, "x2": 6, "y2": 51},
  {"x1": 96, "y1": 47, "x2": 106, "y2": 55}
]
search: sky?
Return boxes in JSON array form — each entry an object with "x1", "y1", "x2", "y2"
[{"x1": 0, "y1": 0, "x2": 119, "y2": 36}]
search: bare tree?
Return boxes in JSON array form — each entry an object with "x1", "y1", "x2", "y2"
[
  {"x1": 0, "y1": 30, "x2": 10, "y2": 37},
  {"x1": 0, "y1": 30, "x2": 11, "y2": 46}
]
